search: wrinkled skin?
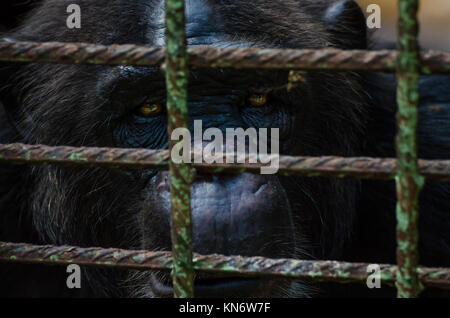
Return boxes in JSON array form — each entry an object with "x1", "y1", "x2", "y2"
[{"x1": 0, "y1": 0, "x2": 449, "y2": 298}]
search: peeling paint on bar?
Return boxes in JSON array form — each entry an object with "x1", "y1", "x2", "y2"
[
  {"x1": 0, "y1": 143, "x2": 449, "y2": 181},
  {"x1": 395, "y1": 0, "x2": 424, "y2": 298},
  {"x1": 0, "y1": 41, "x2": 449, "y2": 73},
  {"x1": 1, "y1": 242, "x2": 449, "y2": 289},
  {"x1": 165, "y1": 0, "x2": 195, "y2": 298}
]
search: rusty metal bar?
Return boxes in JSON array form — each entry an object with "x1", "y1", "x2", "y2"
[
  {"x1": 1, "y1": 242, "x2": 449, "y2": 289},
  {"x1": 0, "y1": 41, "x2": 449, "y2": 73},
  {"x1": 395, "y1": 0, "x2": 424, "y2": 298},
  {"x1": 164, "y1": 0, "x2": 194, "y2": 298},
  {"x1": 1, "y1": 143, "x2": 449, "y2": 181}
]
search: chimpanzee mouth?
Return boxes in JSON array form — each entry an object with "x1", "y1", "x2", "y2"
[{"x1": 149, "y1": 273, "x2": 271, "y2": 297}]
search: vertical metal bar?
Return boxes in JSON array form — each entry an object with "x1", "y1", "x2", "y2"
[
  {"x1": 164, "y1": 0, "x2": 195, "y2": 298},
  {"x1": 395, "y1": 0, "x2": 424, "y2": 298}
]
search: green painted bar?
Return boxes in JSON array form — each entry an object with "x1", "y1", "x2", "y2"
[
  {"x1": 164, "y1": 0, "x2": 195, "y2": 298},
  {"x1": 395, "y1": 0, "x2": 424, "y2": 298}
]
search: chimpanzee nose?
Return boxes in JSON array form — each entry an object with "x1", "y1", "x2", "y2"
[
  {"x1": 145, "y1": 171, "x2": 295, "y2": 259},
  {"x1": 189, "y1": 173, "x2": 294, "y2": 257}
]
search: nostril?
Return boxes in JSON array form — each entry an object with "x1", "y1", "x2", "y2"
[
  {"x1": 254, "y1": 183, "x2": 268, "y2": 196},
  {"x1": 155, "y1": 173, "x2": 170, "y2": 192}
]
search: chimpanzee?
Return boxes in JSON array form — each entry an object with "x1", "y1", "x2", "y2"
[{"x1": 0, "y1": 0, "x2": 449, "y2": 298}]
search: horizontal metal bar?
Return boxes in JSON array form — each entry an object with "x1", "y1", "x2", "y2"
[
  {"x1": 0, "y1": 143, "x2": 449, "y2": 181},
  {"x1": 1, "y1": 241, "x2": 449, "y2": 288},
  {"x1": 0, "y1": 41, "x2": 449, "y2": 73}
]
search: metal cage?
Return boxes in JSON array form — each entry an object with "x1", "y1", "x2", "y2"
[{"x1": 0, "y1": 0, "x2": 449, "y2": 298}]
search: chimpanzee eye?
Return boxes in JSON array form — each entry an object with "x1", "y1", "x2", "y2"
[
  {"x1": 135, "y1": 100, "x2": 163, "y2": 118},
  {"x1": 248, "y1": 93, "x2": 268, "y2": 107}
]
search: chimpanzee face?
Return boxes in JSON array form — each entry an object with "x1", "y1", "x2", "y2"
[{"x1": 1, "y1": 0, "x2": 368, "y2": 297}]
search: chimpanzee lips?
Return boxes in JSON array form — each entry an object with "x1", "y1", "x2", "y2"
[{"x1": 149, "y1": 273, "x2": 273, "y2": 298}]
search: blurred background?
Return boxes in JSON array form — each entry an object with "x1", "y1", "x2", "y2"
[{"x1": 357, "y1": 0, "x2": 450, "y2": 51}]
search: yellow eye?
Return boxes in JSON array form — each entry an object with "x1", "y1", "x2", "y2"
[
  {"x1": 249, "y1": 93, "x2": 268, "y2": 107},
  {"x1": 136, "y1": 101, "x2": 163, "y2": 117}
]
